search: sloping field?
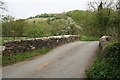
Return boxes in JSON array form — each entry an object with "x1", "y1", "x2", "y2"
[{"x1": 26, "y1": 18, "x2": 48, "y2": 23}]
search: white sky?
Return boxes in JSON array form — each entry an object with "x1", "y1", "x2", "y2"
[{"x1": 4, "y1": 0, "x2": 94, "y2": 19}]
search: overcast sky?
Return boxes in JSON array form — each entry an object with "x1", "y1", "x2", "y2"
[{"x1": 4, "y1": 0, "x2": 94, "y2": 19}]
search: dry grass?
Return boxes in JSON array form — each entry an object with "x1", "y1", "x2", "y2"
[{"x1": 26, "y1": 18, "x2": 48, "y2": 24}]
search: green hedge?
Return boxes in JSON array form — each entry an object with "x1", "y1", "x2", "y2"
[{"x1": 86, "y1": 42, "x2": 120, "y2": 79}]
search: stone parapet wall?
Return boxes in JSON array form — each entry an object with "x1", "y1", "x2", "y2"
[
  {"x1": 99, "y1": 36, "x2": 111, "y2": 49},
  {"x1": 3, "y1": 35, "x2": 79, "y2": 56}
]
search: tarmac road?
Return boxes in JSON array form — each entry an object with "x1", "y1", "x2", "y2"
[{"x1": 3, "y1": 41, "x2": 99, "y2": 78}]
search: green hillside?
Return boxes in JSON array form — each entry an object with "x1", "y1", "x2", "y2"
[{"x1": 25, "y1": 18, "x2": 48, "y2": 24}]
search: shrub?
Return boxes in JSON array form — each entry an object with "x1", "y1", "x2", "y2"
[
  {"x1": 102, "y1": 42, "x2": 120, "y2": 66},
  {"x1": 86, "y1": 42, "x2": 120, "y2": 79}
]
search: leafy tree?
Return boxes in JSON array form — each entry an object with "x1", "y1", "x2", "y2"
[
  {"x1": 2, "y1": 15, "x2": 14, "y2": 23},
  {"x1": 88, "y1": 0, "x2": 117, "y2": 36},
  {"x1": 2, "y1": 16, "x2": 27, "y2": 37},
  {"x1": 112, "y1": 0, "x2": 120, "y2": 41},
  {"x1": 67, "y1": 10, "x2": 99, "y2": 36},
  {"x1": 24, "y1": 22, "x2": 51, "y2": 37},
  {"x1": 50, "y1": 18, "x2": 81, "y2": 36},
  {"x1": 2, "y1": 15, "x2": 15, "y2": 37}
]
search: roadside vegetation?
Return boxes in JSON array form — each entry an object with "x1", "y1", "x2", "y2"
[
  {"x1": 2, "y1": 48, "x2": 51, "y2": 66},
  {"x1": 80, "y1": 36, "x2": 99, "y2": 41},
  {"x1": 85, "y1": 0, "x2": 120, "y2": 78},
  {"x1": 86, "y1": 41, "x2": 120, "y2": 79}
]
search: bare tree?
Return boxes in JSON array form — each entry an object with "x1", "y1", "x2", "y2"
[
  {"x1": 0, "y1": 0, "x2": 7, "y2": 11},
  {"x1": 88, "y1": 0, "x2": 115, "y2": 11},
  {"x1": 88, "y1": 0, "x2": 120, "y2": 37},
  {"x1": 0, "y1": 1, "x2": 8, "y2": 21}
]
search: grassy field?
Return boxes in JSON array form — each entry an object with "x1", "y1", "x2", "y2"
[
  {"x1": 2, "y1": 48, "x2": 51, "y2": 65},
  {"x1": 26, "y1": 18, "x2": 48, "y2": 24}
]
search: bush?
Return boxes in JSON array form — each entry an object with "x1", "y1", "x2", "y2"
[
  {"x1": 103, "y1": 42, "x2": 120, "y2": 66},
  {"x1": 86, "y1": 42, "x2": 120, "y2": 79},
  {"x1": 24, "y1": 22, "x2": 51, "y2": 38}
]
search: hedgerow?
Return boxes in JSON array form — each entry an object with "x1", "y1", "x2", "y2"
[{"x1": 86, "y1": 42, "x2": 120, "y2": 79}]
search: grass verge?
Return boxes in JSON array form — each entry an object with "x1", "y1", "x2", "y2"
[
  {"x1": 2, "y1": 48, "x2": 51, "y2": 66},
  {"x1": 80, "y1": 36, "x2": 99, "y2": 41}
]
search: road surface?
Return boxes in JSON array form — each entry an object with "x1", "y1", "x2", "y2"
[{"x1": 3, "y1": 41, "x2": 99, "y2": 78}]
